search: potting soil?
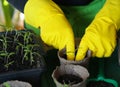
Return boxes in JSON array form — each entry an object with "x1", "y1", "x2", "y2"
[{"x1": 58, "y1": 74, "x2": 83, "y2": 85}]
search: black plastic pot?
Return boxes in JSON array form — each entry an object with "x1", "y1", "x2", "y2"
[
  {"x1": 0, "y1": 30, "x2": 47, "y2": 87},
  {"x1": 0, "y1": 68, "x2": 46, "y2": 87},
  {"x1": 0, "y1": 30, "x2": 46, "y2": 70}
]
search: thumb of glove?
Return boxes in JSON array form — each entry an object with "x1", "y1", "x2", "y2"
[{"x1": 75, "y1": 38, "x2": 89, "y2": 61}]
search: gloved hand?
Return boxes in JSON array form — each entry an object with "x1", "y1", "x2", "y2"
[
  {"x1": 24, "y1": 0, "x2": 75, "y2": 60},
  {"x1": 76, "y1": 0, "x2": 120, "y2": 61}
]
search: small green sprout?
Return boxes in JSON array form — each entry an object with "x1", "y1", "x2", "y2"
[{"x1": 3, "y1": 82, "x2": 11, "y2": 87}]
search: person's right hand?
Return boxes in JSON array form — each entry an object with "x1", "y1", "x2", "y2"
[{"x1": 24, "y1": 0, "x2": 75, "y2": 60}]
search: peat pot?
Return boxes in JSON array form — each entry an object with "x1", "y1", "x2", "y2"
[
  {"x1": 0, "y1": 80, "x2": 32, "y2": 87},
  {"x1": 58, "y1": 48, "x2": 91, "y2": 67},
  {"x1": 52, "y1": 64, "x2": 89, "y2": 87}
]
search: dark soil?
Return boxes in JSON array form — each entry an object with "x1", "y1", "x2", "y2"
[
  {"x1": 87, "y1": 80, "x2": 115, "y2": 87},
  {"x1": 58, "y1": 74, "x2": 83, "y2": 85},
  {"x1": 62, "y1": 51, "x2": 77, "y2": 60}
]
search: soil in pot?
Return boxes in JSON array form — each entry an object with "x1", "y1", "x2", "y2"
[
  {"x1": 87, "y1": 80, "x2": 115, "y2": 87},
  {"x1": 58, "y1": 74, "x2": 83, "y2": 85}
]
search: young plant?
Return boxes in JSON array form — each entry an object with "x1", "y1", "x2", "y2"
[
  {"x1": 0, "y1": 30, "x2": 44, "y2": 72},
  {"x1": 24, "y1": 44, "x2": 42, "y2": 66},
  {"x1": 3, "y1": 82, "x2": 11, "y2": 87},
  {"x1": 23, "y1": 31, "x2": 33, "y2": 45},
  {"x1": 0, "y1": 34, "x2": 8, "y2": 51},
  {"x1": 16, "y1": 43, "x2": 41, "y2": 65},
  {"x1": 63, "y1": 81, "x2": 69, "y2": 87},
  {"x1": 0, "y1": 50, "x2": 15, "y2": 70},
  {"x1": 0, "y1": 32, "x2": 15, "y2": 70},
  {"x1": 0, "y1": 34, "x2": 10, "y2": 58},
  {"x1": 15, "y1": 31, "x2": 42, "y2": 65}
]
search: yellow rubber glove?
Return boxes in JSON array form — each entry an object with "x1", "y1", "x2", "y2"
[
  {"x1": 24, "y1": 0, "x2": 75, "y2": 60},
  {"x1": 76, "y1": 0, "x2": 120, "y2": 61}
]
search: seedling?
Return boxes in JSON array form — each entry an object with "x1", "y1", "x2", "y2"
[
  {"x1": 0, "y1": 30, "x2": 44, "y2": 72},
  {"x1": 3, "y1": 82, "x2": 11, "y2": 87},
  {"x1": 23, "y1": 31, "x2": 33, "y2": 45}
]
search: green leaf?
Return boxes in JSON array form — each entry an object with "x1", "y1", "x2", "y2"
[{"x1": 3, "y1": 82, "x2": 11, "y2": 87}]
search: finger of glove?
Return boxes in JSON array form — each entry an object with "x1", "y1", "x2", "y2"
[
  {"x1": 88, "y1": 36, "x2": 116, "y2": 58},
  {"x1": 94, "y1": 41, "x2": 105, "y2": 58},
  {"x1": 87, "y1": 35, "x2": 105, "y2": 58},
  {"x1": 64, "y1": 37, "x2": 75, "y2": 60},
  {"x1": 103, "y1": 24, "x2": 117, "y2": 57},
  {"x1": 104, "y1": 46, "x2": 114, "y2": 57},
  {"x1": 57, "y1": 34, "x2": 75, "y2": 60},
  {"x1": 93, "y1": 21, "x2": 117, "y2": 57},
  {"x1": 102, "y1": 40, "x2": 116, "y2": 57},
  {"x1": 75, "y1": 39, "x2": 88, "y2": 61}
]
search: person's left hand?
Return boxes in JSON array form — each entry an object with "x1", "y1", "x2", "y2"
[
  {"x1": 75, "y1": 0, "x2": 120, "y2": 61},
  {"x1": 76, "y1": 17, "x2": 117, "y2": 61}
]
